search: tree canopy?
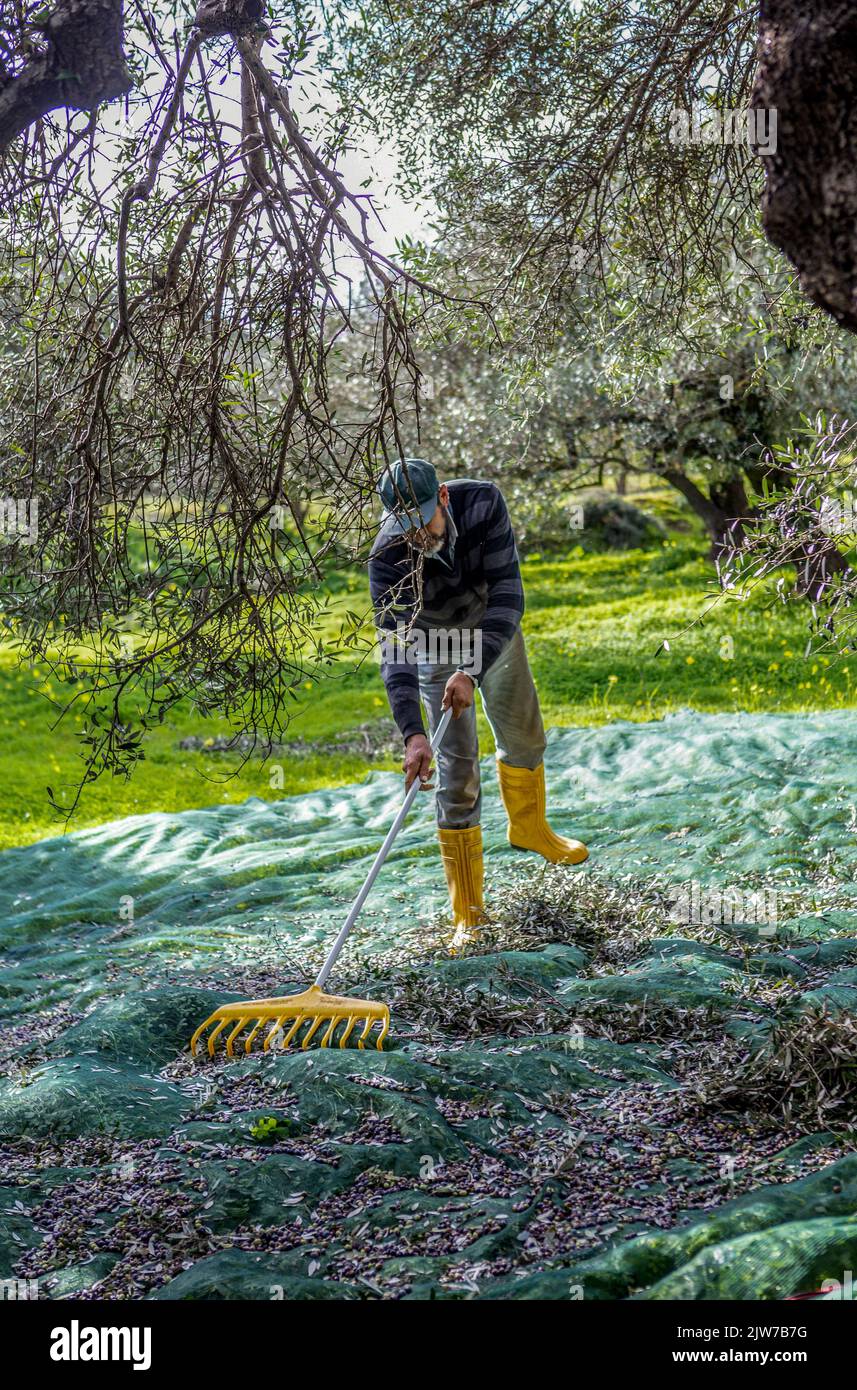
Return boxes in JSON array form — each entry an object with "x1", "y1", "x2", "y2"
[{"x1": 2, "y1": 0, "x2": 856, "y2": 814}]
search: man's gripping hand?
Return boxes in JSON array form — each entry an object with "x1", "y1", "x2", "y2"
[
  {"x1": 404, "y1": 734, "x2": 434, "y2": 791},
  {"x1": 403, "y1": 672, "x2": 474, "y2": 790},
  {"x1": 442, "y1": 671, "x2": 476, "y2": 719}
]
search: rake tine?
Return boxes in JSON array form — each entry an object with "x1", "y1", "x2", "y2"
[
  {"x1": 339, "y1": 1015, "x2": 358, "y2": 1049},
  {"x1": 206, "y1": 1018, "x2": 230, "y2": 1057},
  {"x1": 225, "y1": 1017, "x2": 250, "y2": 1057},
  {"x1": 190, "y1": 1013, "x2": 217, "y2": 1057},
  {"x1": 301, "y1": 1015, "x2": 325, "y2": 1050},
  {"x1": 375, "y1": 1013, "x2": 390, "y2": 1050},
  {"x1": 263, "y1": 1015, "x2": 289, "y2": 1052},
  {"x1": 357, "y1": 1016, "x2": 376, "y2": 1050},
  {"x1": 243, "y1": 1017, "x2": 267, "y2": 1053},
  {"x1": 279, "y1": 1014, "x2": 305, "y2": 1049},
  {"x1": 320, "y1": 1016, "x2": 338, "y2": 1048}
]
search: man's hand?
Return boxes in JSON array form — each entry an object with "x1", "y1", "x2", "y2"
[
  {"x1": 442, "y1": 671, "x2": 475, "y2": 719},
  {"x1": 404, "y1": 733, "x2": 434, "y2": 791}
]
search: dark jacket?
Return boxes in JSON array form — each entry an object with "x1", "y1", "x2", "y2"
[{"x1": 368, "y1": 479, "x2": 525, "y2": 739}]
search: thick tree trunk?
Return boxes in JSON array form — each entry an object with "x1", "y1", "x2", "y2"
[
  {"x1": 791, "y1": 537, "x2": 850, "y2": 599},
  {"x1": 662, "y1": 468, "x2": 750, "y2": 554},
  {"x1": 752, "y1": 2, "x2": 857, "y2": 332},
  {"x1": 0, "y1": 0, "x2": 132, "y2": 151},
  {"x1": 709, "y1": 476, "x2": 752, "y2": 530}
]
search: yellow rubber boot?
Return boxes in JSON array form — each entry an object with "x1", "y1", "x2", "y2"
[
  {"x1": 437, "y1": 825, "x2": 485, "y2": 954},
  {"x1": 497, "y1": 761, "x2": 588, "y2": 865}
]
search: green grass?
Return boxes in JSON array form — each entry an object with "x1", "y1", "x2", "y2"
[
  {"x1": 524, "y1": 540, "x2": 855, "y2": 725},
  {"x1": 1, "y1": 532, "x2": 853, "y2": 851}
]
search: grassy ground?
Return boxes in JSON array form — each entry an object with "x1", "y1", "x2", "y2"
[{"x1": 1, "y1": 528, "x2": 854, "y2": 850}]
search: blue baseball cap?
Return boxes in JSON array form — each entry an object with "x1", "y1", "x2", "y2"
[{"x1": 377, "y1": 458, "x2": 439, "y2": 533}]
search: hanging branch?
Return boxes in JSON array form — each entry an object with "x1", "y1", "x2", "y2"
[{"x1": 0, "y1": 4, "x2": 487, "y2": 821}]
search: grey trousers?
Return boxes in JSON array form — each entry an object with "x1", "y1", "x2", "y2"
[{"x1": 418, "y1": 626, "x2": 547, "y2": 828}]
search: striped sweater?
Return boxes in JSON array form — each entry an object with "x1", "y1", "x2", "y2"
[{"x1": 368, "y1": 479, "x2": 525, "y2": 740}]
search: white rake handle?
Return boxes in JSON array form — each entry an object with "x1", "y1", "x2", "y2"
[{"x1": 314, "y1": 705, "x2": 454, "y2": 989}]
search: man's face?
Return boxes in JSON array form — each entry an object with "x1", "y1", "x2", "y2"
[{"x1": 408, "y1": 484, "x2": 449, "y2": 553}]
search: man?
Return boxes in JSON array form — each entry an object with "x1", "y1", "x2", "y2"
[{"x1": 369, "y1": 457, "x2": 587, "y2": 947}]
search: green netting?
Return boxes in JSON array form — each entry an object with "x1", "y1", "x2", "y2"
[
  {"x1": 151, "y1": 1251, "x2": 365, "y2": 1301},
  {"x1": 2, "y1": 710, "x2": 857, "y2": 1298}
]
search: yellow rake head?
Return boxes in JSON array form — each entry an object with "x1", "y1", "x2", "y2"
[{"x1": 190, "y1": 984, "x2": 390, "y2": 1057}]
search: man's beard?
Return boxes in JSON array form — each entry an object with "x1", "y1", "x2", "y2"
[
  {"x1": 418, "y1": 532, "x2": 445, "y2": 555},
  {"x1": 411, "y1": 507, "x2": 447, "y2": 554}
]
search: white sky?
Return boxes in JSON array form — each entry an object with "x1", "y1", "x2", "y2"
[{"x1": 334, "y1": 134, "x2": 432, "y2": 257}]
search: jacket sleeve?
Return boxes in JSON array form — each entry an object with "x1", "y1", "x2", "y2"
[
  {"x1": 368, "y1": 547, "x2": 426, "y2": 741},
  {"x1": 476, "y1": 485, "x2": 525, "y2": 680}
]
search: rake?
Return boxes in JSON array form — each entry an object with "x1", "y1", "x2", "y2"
[{"x1": 190, "y1": 707, "x2": 453, "y2": 1057}]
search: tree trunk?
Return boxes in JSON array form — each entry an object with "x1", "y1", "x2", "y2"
[
  {"x1": 662, "y1": 468, "x2": 749, "y2": 554},
  {"x1": 752, "y1": 1, "x2": 857, "y2": 332},
  {"x1": 0, "y1": 0, "x2": 132, "y2": 151},
  {"x1": 791, "y1": 537, "x2": 850, "y2": 599}
]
